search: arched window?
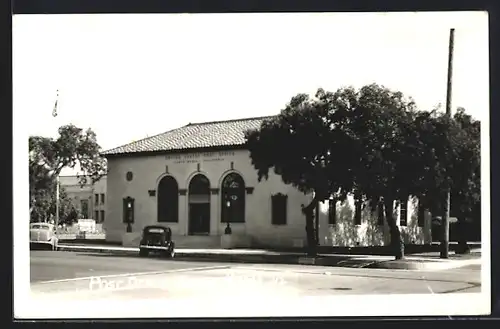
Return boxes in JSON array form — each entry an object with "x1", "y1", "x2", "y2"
[
  {"x1": 221, "y1": 172, "x2": 245, "y2": 223},
  {"x1": 157, "y1": 176, "x2": 179, "y2": 222}
]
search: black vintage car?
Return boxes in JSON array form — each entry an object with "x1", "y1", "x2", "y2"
[{"x1": 139, "y1": 225, "x2": 175, "y2": 258}]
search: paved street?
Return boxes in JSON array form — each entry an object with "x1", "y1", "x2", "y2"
[
  {"x1": 30, "y1": 250, "x2": 222, "y2": 283},
  {"x1": 30, "y1": 250, "x2": 482, "y2": 299}
]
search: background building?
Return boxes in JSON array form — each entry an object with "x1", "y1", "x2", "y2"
[
  {"x1": 101, "y1": 116, "x2": 431, "y2": 249},
  {"x1": 59, "y1": 175, "x2": 107, "y2": 224}
]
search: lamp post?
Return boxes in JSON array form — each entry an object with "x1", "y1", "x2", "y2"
[
  {"x1": 125, "y1": 199, "x2": 133, "y2": 233},
  {"x1": 224, "y1": 199, "x2": 232, "y2": 234},
  {"x1": 126, "y1": 200, "x2": 133, "y2": 232}
]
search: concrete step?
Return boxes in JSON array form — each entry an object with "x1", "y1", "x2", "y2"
[{"x1": 172, "y1": 235, "x2": 221, "y2": 249}]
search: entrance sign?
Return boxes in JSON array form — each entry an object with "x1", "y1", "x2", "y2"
[{"x1": 165, "y1": 151, "x2": 235, "y2": 164}]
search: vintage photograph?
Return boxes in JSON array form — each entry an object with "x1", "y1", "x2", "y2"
[{"x1": 14, "y1": 11, "x2": 489, "y2": 318}]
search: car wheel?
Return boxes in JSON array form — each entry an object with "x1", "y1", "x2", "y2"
[
  {"x1": 139, "y1": 249, "x2": 148, "y2": 257},
  {"x1": 164, "y1": 249, "x2": 175, "y2": 258}
]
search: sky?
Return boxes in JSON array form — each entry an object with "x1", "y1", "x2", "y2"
[{"x1": 13, "y1": 12, "x2": 489, "y2": 175}]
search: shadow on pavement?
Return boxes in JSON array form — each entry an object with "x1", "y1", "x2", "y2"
[
  {"x1": 30, "y1": 245, "x2": 54, "y2": 251},
  {"x1": 74, "y1": 252, "x2": 162, "y2": 259},
  {"x1": 74, "y1": 252, "x2": 377, "y2": 268},
  {"x1": 59, "y1": 239, "x2": 120, "y2": 246},
  {"x1": 251, "y1": 242, "x2": 482, "y2": 256}
]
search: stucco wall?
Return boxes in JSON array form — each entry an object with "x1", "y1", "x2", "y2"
[
  {"x1": 59, "y1": 175, "x2": 107, "y2": 222},
  {"x1": 104, "y1": 149, "x2": 432, "y2": 248},
  {"x1": 104, "y1": 149, "x2": 311, "y2": 247},
  {"x1": 317, "y1": 196, "x2": 432, "y2": 247}
]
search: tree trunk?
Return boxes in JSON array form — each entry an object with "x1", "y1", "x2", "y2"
[
  {"x1": 456, "y1": 216, "x2": 471, "y2": 254},
  {"x1": 384, "y1": 198, "x2": 404, "y2": 260},
  {"x1": 315, "y1": 204, "x2": 320, "y2": 247},
  {"x1": 302, "y1": 197, "x2": 319, "y2": 256}
]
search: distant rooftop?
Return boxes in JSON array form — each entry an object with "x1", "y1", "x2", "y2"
[{"x1": 101, "y1": 116, "x2": 274, "y2": 157}]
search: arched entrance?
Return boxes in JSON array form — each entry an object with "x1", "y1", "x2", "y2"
[
  {"x1": 188, "y1": 174, "x2": 211, "y2": 235},
  {"x1": 221, "y1": 172, "x2": 246, "y2": 223}
]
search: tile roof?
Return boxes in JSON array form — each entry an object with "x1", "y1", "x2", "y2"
[{"x1": 101, "y1": 116, "x2": 275, "y2": 157}]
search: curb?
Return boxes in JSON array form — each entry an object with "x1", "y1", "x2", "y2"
[
  {"x1": 55, "y1": 245, "x2": 481, "y2": 270},
  {"x1": 56, "y1": 245, "x2": 346, "y2": 266},
  {"x1": 368, "y1": 258, "x2": 481, "y2": 270},
  {"x1": 57, "y1": 245, "x2": 138, "y2": 256},
  {"x1": 56, "y1": 245, "x2": 301, "y2": 263}
]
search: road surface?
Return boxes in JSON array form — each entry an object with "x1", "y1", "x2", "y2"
[
  {"x1": 30, "y1": 250, "x2": 482, "y2": 296},
  {"x1": 22, "y1": 250, "x2": 488, "y2": 318}
]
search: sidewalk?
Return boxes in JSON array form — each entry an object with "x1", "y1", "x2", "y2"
[{"x1": 55, "y1": 243, "x2": 482, "y2": 271}]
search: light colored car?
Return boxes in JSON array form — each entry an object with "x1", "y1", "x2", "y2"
[{"x1": 30, "y1": 223, "x2": 59, "y2": 250}]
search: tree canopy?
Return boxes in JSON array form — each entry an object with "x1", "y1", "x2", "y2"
[
  {"x1": 30, "y1": 185, "x2": 82, "y2": 225},
  {"x1": 449, "y1": 108, "x2": 481, "y2": 220},
  {"x1": 244, "y1": 83, "x2": 481, "y2": 258},
  {"x1": 29, "y1": 124, "x2": 107, "y2": 219},
  {"x1": 244, "y1": 87, "x2": 363, "y2": 204}
]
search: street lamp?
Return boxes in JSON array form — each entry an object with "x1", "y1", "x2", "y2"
[
  {"x1": 126, "y1": 201, "x2": 133, "y2": 232},
  {"x1": 224, "y1": 199, "x2": 232, "y2": 234}
]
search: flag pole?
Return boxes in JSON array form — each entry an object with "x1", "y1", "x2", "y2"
[
  {"x1": 55, "y1": 176, "x2": 60, "y2": 227},
  {"x1": 53, "y1": 89, "x2": 60, "y2": 227}
]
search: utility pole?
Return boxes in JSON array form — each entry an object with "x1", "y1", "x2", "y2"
[{"x1": 440, "y1": 28, "x2": 455, "y2": 259}]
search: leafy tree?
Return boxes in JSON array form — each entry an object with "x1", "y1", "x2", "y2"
[
  {"x1": 30, "y1": 181, "x2": 55, "y2": 223},
  {"x1": 409, "y1": 107, "x2": 480, "y2": 254},
  {"x1": 346, "y1": 84, "x2": 420, "y2": 259},
  {"x1": 415, "y1": 108, "x2": 481, "y2": 252},
  {"x1": 29, "y1": 124, "x2": 107, "y2": 218},
  {"x1": 244, "y1": 88, "x2": 361, "y2": 255},
  {"x1": 450, "y1": 108, "x2": 480, "y2": 253},
  {"x1": 30, "y1": 185, "x2": 82, "y2": 225},
  {"x1": 245, "y1": 85, "x2": 420, "y2": 257},
  {"x1": 245, "y1": 84, "x2": 480, "y2": 259}
]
